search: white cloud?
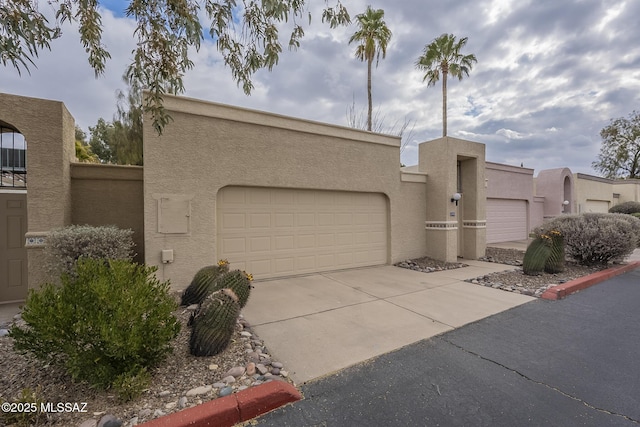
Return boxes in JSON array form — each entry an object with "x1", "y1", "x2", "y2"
[{"x1": 1, "y1": 0, "x2": 638, "y2": 175}]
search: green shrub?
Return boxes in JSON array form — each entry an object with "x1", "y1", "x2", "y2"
[
  {"x1": 612, "y1": 213, "x2": 640, "y2": 247},
  {"x1": 10, "y1": 259, "x2": 180, "y2": 401},
  {"x1": 44, "y1": 225, "x2": 134, "y2": 277},
  {"x1": 633, "y1": 213, "x2": 640, "y2": 219},
  {"x1": 538, "y1": 213, "x2": 637, "y2": 266},
  {"x1": 0, "y1": 387, "x2": 46, "y2": 427},
  {"x1": 609, "y1": 201, "x2": 640, "y2": 215}
]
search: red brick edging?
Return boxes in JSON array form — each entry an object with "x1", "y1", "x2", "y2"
[
  {"x1": 139, "y1": 381, "x2": 302, "y2": 427},
  {"x1": 541, "y1": 261, "x2": 640, "y2": 300}
]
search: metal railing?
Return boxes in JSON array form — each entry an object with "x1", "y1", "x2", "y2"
[{"x1": 0, "y1": 126, "x2": 27, "y2": 188}]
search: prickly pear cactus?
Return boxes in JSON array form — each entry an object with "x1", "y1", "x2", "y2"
[
  {"x1": 211, "y1": 270, "x2": 253, "y2": 308},
  {"x1": 189, "y1": 288, "x2": 240, "y2": 356},
  {"x1": 544, "y1": 230, "x2": 565, "y2": 274},
  {"x1": 523, "y1": 236, "x2": 552, "y2": 276},
  {"x1": 181, "y1": 259, "x2": 230, "y2": 306}
]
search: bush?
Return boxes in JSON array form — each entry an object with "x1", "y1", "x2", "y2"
[
  {"x1": 10, "y1": 259, "x2": 180, "y2": 401},
  {"x1": 538, "y1": 213, "x2": 638, "y2": 265},
  {"x1": 613, "y1": 213, "x2": 640, "y2": 247},
  {"x1": 44, "y1": 225, "x2": 135, "y2": 276},
  {"x1": 609, "y1": 201, "x2": 640, "y2": 214},
  {"x1": 633, "y1": 213, "x2": 640, "y2": 219}
]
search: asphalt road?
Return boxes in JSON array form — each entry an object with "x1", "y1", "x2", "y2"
[{"x1": 252, "y1": 268, "x2": 640, "y2": 427}]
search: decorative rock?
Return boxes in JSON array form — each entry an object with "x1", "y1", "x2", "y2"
[
  {"x1": 225, "y1": 366, "x2": 245, "y2": 378},
  {"x1": 78, "y1": 419, "x2": 98, "y2": 427},
  {"x1": 280, "y1": 370, "x2": 289, "y2": 378},
  {"x1": 212, "y1": 382, "x2": 226, "y2": 388},
  {"x1": 165, "y1": 401, "x2": 177, "y2": 410},
  {"x1": 186, "y1": 385, "x2": 212, "y2": 396},
  {"x1": 129, "y1": 416, "x2": 138, "y2": 426},
  {"x1": 208, "y1": 364, "x2": 219, "y2": 370},
  {"x1": 240, "y1": 331, "x2": 252, "y2": 337},
  {"x1": 271, "y1": 362, "x2": 283, "y2": 369},
  {"x1": 153, "y1": 409, "x2": 165, "y2": 418},
  {"x1": 248, "y1": 352, "x2": 260, "y2": 362},
  {"x1": 271, "y1": 367, "x2": 280, "y2": 375},
  {"x1": 97, "y1": 414, "x2": 123, "y2": 427},
  {"x1": 178, "y1": 397, "x2": 188, "y2": 409},
  {"x1": 138, "y1": 409, "x2": 152, "y2": 418},
  {"x1": 219, "y1": 386, "x2": 233, "y2": 397},
  {"x1": 0, "y1": 329, "x2": 9, "y2": 337},
  {"x1": 222, "y1": 375, "x2": 236, "y2": 384},
  {"x1": 246, "y1": 362, "x2": 256, "y2": 376},
  {"x1": 256, "y1": 364, "x2": 269, "y2": 375},
  {"x1": 158, "y1": 390, "x2": 171, "y2": 397},
  {"x1": 186, "y1": 304, "x2": 199, "y2": 311}
]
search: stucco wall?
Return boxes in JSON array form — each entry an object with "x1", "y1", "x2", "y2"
[
  {"x1": 419, "y1": 137, "x2": 486, "y2": 261},
  {"x1": 0, "y1": 92, "x2": 75, "y2": 288},
  {"x1": 70, "y1": 163, "x2": 145, "y2": 262},
  {"x1": 613, "y1": 179, "x2": 640, "y2": 204},
  {"x1": 535, "y1": 168, "x2": 574, "y2": 218},
  {"x1": 143, "y1": 94, "x2": 431, "y2": 288},
  {"x1": 574, "y1": 173, "x2": 615, "y2": 213}
]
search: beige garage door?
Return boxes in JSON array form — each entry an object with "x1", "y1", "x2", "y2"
[
  {"x1": 217, "y1": 187, "x2": 388, "y2": 279},
  {"x1": 486, "y1": 198, "x2": 527, "y2": 244},
  {"x1": 584, "y1": 200, "x2": 609, "y2": 213}
]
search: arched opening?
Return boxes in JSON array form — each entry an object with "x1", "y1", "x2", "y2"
[
  {"x1": 0, "y1": 122, "x2": 27, "y2": 188},
  {"x1": 563, "y1": 175, "x2": 572, "y2": 213}
]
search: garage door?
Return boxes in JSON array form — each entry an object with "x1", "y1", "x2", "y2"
[
  {"x1": 486, "y1": 198, "x2": 527, "y2": 244},
  {"x1": 217, "y1": 187, "x2": 388, "y2": 279},
  {"x1": 583, "y1": 200, "x2": 609, "y2": 213}
]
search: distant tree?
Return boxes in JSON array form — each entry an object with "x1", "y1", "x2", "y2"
[
  {"x1": 348, "y1": 6, "x2": 392, "y2": 132},
  {"x1": 415, "y1": 33, "x2": 477, "y2": 137},
  {"x1": 1, "y1": 0, "x2": 350, "y2": 133},
  {"x1": 74, "y1": 126, "x2": 98, "y2": 163},
  {"x1": 89, "y1": 77, "x2": 143, "y2": 165},
  {"x1": 346, "y1": 97, "x2": 415, "y2": 158},
  {"x1": 593, "y1": 111, "x2": 640, "y2": 179}
]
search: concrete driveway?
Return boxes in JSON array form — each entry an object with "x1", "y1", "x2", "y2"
[{"x1": 243, "y1": 261, "x2": 533, "y2": 384}]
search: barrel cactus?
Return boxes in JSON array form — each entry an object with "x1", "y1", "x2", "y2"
[
  {"x1": 181, "y1": 259, "x2": 230, "y2": 306},
  {"x1": 211, "y1": 270, "x2": 253, "y2": 308},
  {"x1": 523, "y1": 236, "x2": 552, "y2": 276},
  {"x1": 189, "y1": 288, "x2": 240, "y2": 356},
  {"x1": 544, "y1": 230, "x2": 565, "y2": 274}
]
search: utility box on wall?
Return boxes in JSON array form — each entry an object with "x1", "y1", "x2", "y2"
[{"x1": 155, "y1": 195, "x2": 193, "y2": 234}]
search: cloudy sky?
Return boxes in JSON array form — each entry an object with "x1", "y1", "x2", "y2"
[{"x1": 2, "y1": 0, "x2": 639, "y2": 175}]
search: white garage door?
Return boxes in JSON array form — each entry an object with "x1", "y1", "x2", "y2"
[
  {"x1": 217, "y1": 187, "x2": 388, "y2": 279},
  {"x1": 486, "y1": 198, "x2": 528, "y2": 244},
  {"x1": 583, "y1": 200, "x2": 609, "y2": 213}
]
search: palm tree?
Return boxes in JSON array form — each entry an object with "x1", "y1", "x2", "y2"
[
  {"x1": 349, "y1": 6, "x2": 392, "y2": 131},
  {"x1": 416, "y1": 33, "x2": 477, "y2": 137}
]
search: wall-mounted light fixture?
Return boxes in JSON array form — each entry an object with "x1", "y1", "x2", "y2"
[
  {"x1": 451, "y1": 193, "x2": 462, "y2": 206},
  {"x1": 562, "y1": 200, "x2": 569, "y2": 212}
]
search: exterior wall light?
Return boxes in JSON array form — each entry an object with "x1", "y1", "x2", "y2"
[
  {"x1": 562, "y1": 200, "x2": 569, "y2": 213},
  {"x1": 451, "y1": 193, "x2": 462, "y2": 206}
]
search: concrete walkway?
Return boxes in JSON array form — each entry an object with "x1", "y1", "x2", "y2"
[{"x1": 243, "y1": 261, "x2": 533, "y2": 384}]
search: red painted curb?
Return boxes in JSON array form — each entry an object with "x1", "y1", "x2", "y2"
[
  {"x1": 541, "y1": 261, "x2": 640, "y2": 300},
  {"x1": 140, "y1": 381, "x2": 302, "y2": 427}
]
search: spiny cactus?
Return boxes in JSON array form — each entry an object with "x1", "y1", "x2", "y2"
[
  {"x1": 189, "y1": 289, "x2": 240, "y2": 357},
  {"x1": 211, "y1": 270, "x2": 253, "y2": 308},
  {"x1": 523, "y1": 236, "x2": 552, "y2": 276},
  {"x1": 181, "y1": 259, "x2": 230, "y2": 306},
  {"x1": 544, "y1": 230, "x2": 565, "y2": 274}
]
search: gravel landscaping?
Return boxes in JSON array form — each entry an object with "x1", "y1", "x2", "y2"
[
  {"x1": 396, "y1": 247, "x2": 606, "y2": 297},
  {"x1": 0, "y1": 294, "x2": 292, "y2": 427}
]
